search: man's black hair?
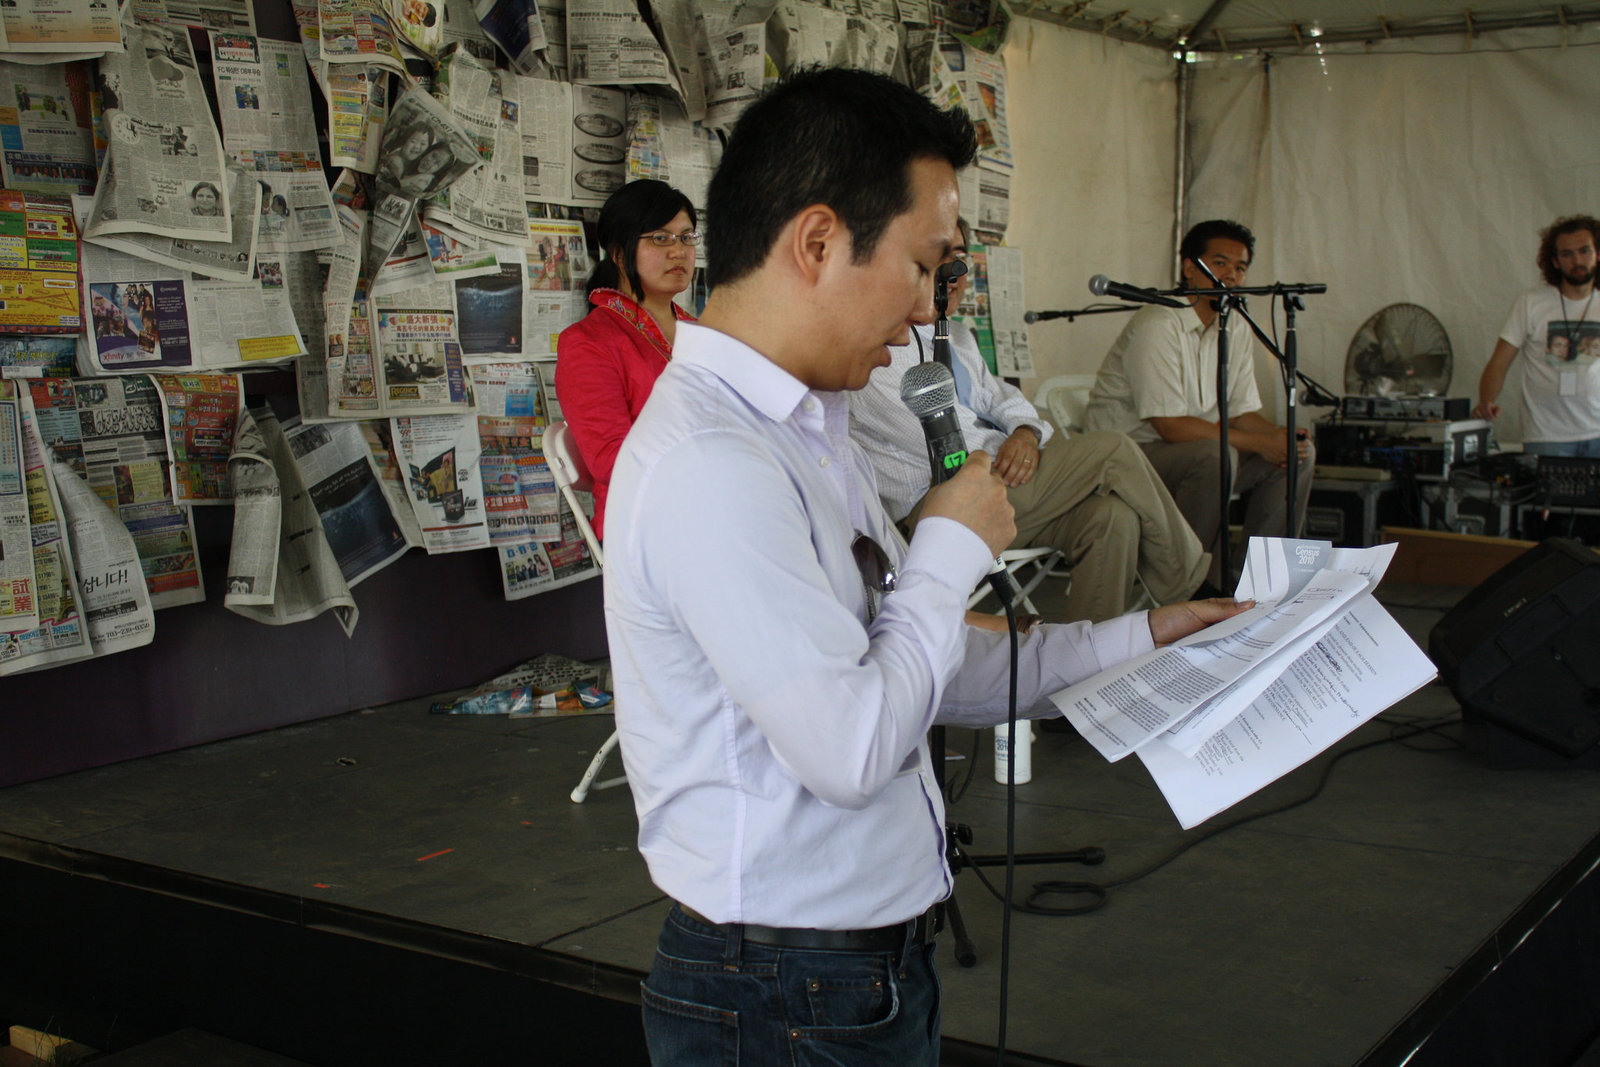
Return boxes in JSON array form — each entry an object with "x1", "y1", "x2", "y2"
[
  {"x1": 586, "y1": 179, "x2": 697, "y2": 300},
  {"x1": 1179, "y1": 219, "x2": 1256, "y2": 266},
  {"x1": 705, "y1": 66, "x2": 977, "y2": 290}
]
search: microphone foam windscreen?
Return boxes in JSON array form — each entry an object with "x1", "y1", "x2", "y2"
[{"x1": 899, "y1": 361, "x2": 957, "y2": 418}]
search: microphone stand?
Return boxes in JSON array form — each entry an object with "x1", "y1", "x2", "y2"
[
  {"x1": 1188, "y1": 257, "x2": 1240, "y2": 586},
  {"x1": 924, "y1": 264, "x2": 1105, "y2": 988}
]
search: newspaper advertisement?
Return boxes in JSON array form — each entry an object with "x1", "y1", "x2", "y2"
[
  {"x1": 0, "y1": 380, "x2": 41, "y2": 634},
  {"x1": 27, "y1": 375, "x2": 204, "y2": 608},
  {"x1": 389, "y1": 0, "x2": 444, "y2": 55},
  {"x1": 471, "y1": 359, "x2": 557, "y2": 544},
  {"x1": 325, "y1": 65, "x2": 388, "y2": 173},
  {"x1": 283, "y1": 416, "x2": 409, "y2": 587},
  {"x1": 316, "y1": 0, "x2": 408, "y2": 73},
  {"x1": 498, "y1": 502, "x2": 596, "y2": 599},
  {"x1": 0, "y1": 60, "x2": 97, "y2": 196},
  {"x1": 391, "y1": 411, "x2": 489, "y2": 553},
  {"x1": 568, "y1": 83, "x2": 626, "y2": 204},
  {"x1": 81, "y1": 213, "x2": 307, "y2": 374},
  {"x1": 160, "y1": 0, "x2": 255, "y2": 32},
  {"x1": 223, "y1": 406, "x2": 358, "y2": 633},
  {"x1": 456, "y1": 261, "x2": 525, "y2": 358},
  {"x1": 421, "y1": 218, "x2": 505, "y2": 280},
  {"x1": 0, "y1": 0, "x2": 121, "y2": 54},
  {"x1": 424, "y1": 48, "x2": 525, "y2": 244},
  {"x1": 210, "y1": 32, "x2": 341, "y2": 254},
  {"x1": 86, "y1": 25, "x2": 234, "y2": 243},
  {"x1": 567, "y1": 0, "x2": 672, "y2": 88},
  {"x1": 152, "y1": 372, "x2": 242, "y2": 504},
  {"x1": 471, "y1": 0, "x2": 546, "y2": 74},
  {"x1": 516, "y1": 72, "x2": 570, "y2": 203},
  {"x1": 373, "y1": 279, "x2": 475, "y2": 414},
  {"x1": 522, "y1": 214, "x2": 585, "y2": 354},
  {"x1": 0, "y1": 190, "x2": 83, "y2": 332},
  {"x1": 85, "y1": 164, "x2": 262, "y2": 282},
  {"x1": 0, "y1": 390, "x2": 92, "y2": 675},
  {"x1": 0, "y1": 336, "x2": 76, "y2": 377},
  {"x1": 50, "y1": 453, "x2": 156, "y2": 659}
]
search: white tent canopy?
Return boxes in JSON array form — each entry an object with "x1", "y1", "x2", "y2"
[{"x1": 1003, "y1": 5, "x2": 1600, "y2": 446}]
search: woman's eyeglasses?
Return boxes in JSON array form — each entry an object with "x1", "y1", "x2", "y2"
[
  {"x1": 640, "y1": 230, "x2": 700, "y2": 248},
  {"x1": 851, "y1": 533, "x2": 897, "y2": 622}
]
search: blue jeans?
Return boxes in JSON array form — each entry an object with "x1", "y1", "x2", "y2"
[
  {"x1": 640, "y1": 905, "x2": 941, "y2": 1066},
  {"x1": 1524, "y1": 438, "x2": 1600, "y2": 458}
]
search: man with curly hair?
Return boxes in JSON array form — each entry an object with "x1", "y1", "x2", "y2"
[{"x1": 1476, "y1": 215, "x2": 1600, "y2": 455}]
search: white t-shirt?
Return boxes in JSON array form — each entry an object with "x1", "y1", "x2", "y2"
[{"x1": 1499, "y1": 285, "x2": 1600, "y2": 443}]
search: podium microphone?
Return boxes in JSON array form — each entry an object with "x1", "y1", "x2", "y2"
[
  {"x1": 1088, "y1": 274, "x2": 1187, "y2": 308},
  {"x1": 899, "y1": 361, "x2": 1020, "y2": 604}
]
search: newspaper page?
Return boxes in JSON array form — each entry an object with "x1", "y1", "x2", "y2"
[
  {"x1": 0, "y1": 190, "x2": 83, "y2": 333},
  {"x1": 80, "y1": 215, "x2": 308, "y2": 373},
  {"x1": 0, "y1": 389, "x2": 92, "y2": 675},
  {"x1": 498, "y1": 501, "x2": 595, "y2": 598},
  {"x1": 471, "y1": 359, "x2": 557, "y2": 544},
  {"x1": 0, "y1": 0, "x2": 121, "y2": 54},
  {"x1": 767, "y1": 1, "x2": 848, "y2": 74},
  {"x1": 390, "y1": 411, "x2": 489, "y2": 552},
  {"x1": 388, "y1": 0, "x2": 444, "y2": 56},
  {"x1": 316, "y1": 0, "x2": 408, "y2": 73},
  {"x1": 567, "y1": 0, "x2": 672, "y2": 87},
  {"x1": 86, "y1": 25, "x2": 233, "y2": 242},
  {"x1": 222, "y1": 405, "x2": 277, "y2": 604},
  {"x1": 0, "y1": 380, "x2": 41, "y2": 634},
  {"x1": 421, "y1": 218, "x2": 506, "y2": 280},
  {"x1": 986, "y1": 244, "x2": 1032, "y2": 377},
  {"x1": 522, "y1": 214, "x2": 585, "y2": 354},
  {"x1": 325, "y1": 64, "x2": 388, "y2": 173},
  {"x1": 49, "y1": 453, "x2": 155, "y2": 658},
  {"x1": 369, "y1": 213, "x2": 435, "y2": 295},
  {"x1": 373, "y1": 278, "x2": 475, "y2": 414},
  {"x1": 629, "y1": 97, "x2": 717, "y2": 209},
  {"x1": 0, "y1": 60, "x2": 97, "y2": 196},
  {"x1": 151, "y1": 372, "x2": 242, "y2": 504},
  {"x1": 568, "y1": 82, "x2": 625, "y2": 204},
  {"x1": 283, "y1": 416, "x2": 409, "y2": 586},
  {"x1": 424, "y1": 48, "x2": 526, "y2": 245},
  {"x1": 934, "y1": 36, "x2": 1010, "y2": 173},
  {"x1": 358, "y1": 417, "x2": 421, "y2": 546},
  {"x1": 0, "y1": 336, "x2": 76, "y2": 377},
  {"x1": 440, "y1": 0, "x2": 499, "y2": 65},
  {"x1": 223, "y1": 406, "x2": 358, "y2": 633},
  {"x1": 210, "y1": 33, "x2": 341, "y2": 254},
  {"x1": 471, "y1": 0, "x2": 546, "y2": 73},
  {"x1": 85, "y1": 164, "x2": 261, "y2": 281},
  {"x1": 533, "y1": 0, "x2": 565, "y2": 76},
  {"x1": 516, "y1": 71, "x2": 570, "y2": 204},
  {"x1": 27, "y1": 375, "x2": 204, "y2": 608},
  {"x1": 367, "y1": 85, "x2": 481, "y2": 275}
]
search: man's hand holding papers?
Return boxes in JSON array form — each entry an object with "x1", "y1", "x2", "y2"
[{"x1": 1047, "y1": 537, "x2": 1438, "y2": 828}]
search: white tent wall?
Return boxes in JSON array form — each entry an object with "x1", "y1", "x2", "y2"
[
  {"x1": 1186, "y1": 27, "x2": 1600, "y2": 442},
  {"x1": 1001, "y1": 20, "x2": 1179, "y2": 390}
]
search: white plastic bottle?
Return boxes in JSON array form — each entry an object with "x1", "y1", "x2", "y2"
[{"x1": 993, "y1": 720, "x2": 1032, "y2": 785}]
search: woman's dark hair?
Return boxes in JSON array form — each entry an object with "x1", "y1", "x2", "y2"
[
  {"x1": 1537, "y1": 215, "x2": 1600, "y2": 288},
  {"x1": 586, "y1": 179, "x2": 696, "y2": 301},
  {"x1": 705, "y1": 66, "x2": 976, "y2": 290},
  {"x1": 1179, "y1": 219, "x2": 1255, "y2": 269},
  {"x1": 191, "y1": 181, "x2": 220, "y2": 201}
]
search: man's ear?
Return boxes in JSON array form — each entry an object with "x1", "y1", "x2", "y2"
[{"x1": 788, "y1": 204, "x2": 844, "y2": 285}]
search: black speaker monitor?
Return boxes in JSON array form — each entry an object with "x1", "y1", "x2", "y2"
[{"x1": 1429, "y1": 538, "x2": 1600, "y2": 758}]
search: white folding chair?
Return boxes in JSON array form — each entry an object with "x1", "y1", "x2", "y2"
[
  {"x1": 1031, "y1": 373, "x2": 1098, "y2": 435},
  {"x1": 545, "y1": 420, "x2": 627, "y2": 804},
  {"x1": 967, "y1": 546, "x2": 1066, "y2": 616}
]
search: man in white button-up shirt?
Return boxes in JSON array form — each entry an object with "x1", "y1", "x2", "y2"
[{"x1": 604, "y1": 68, "x2": 1248, "y2": 1066}]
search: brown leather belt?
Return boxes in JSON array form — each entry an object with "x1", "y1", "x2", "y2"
[{"x1": 675, "y1": 903, "x2": 936, "y2": 953}]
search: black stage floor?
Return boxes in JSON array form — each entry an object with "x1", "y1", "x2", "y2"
[{"x1": 4, "y1": 584, "x2": 1600, "y2": 1065}]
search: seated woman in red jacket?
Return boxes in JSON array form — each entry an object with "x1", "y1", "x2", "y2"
[{"x1": 555, "y1": 180, "x2": 698, "y2": 538}]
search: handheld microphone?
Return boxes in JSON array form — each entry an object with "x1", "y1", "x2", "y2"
[
  {"x1": 1088, "y1": 274, "x2": 1187, "y2": 309},
  {"x1": 1023, "y1": 309, "x2": 1071, "y2": 324},
  {"x1": 899, "y1": 361, "x2": 1021, "y2": 605}
]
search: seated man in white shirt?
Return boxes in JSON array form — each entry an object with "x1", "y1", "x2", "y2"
[
  {"x1": 1085, "y1": 219, "x2": 1313, "y2": 589},
  {"x1": 850, "y1": 218, "x2": 1211, "y2": 622},
  {"x1": 603, "y1": 67, "x2": 1249, "y2": 1066}
]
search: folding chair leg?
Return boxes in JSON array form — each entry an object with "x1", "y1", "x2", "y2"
[{"x1": 570, "y1": 729, "x2": 626, "y2": 803}]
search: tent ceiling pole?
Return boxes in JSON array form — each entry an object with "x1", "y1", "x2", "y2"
[
  {"x1": 1185, "y1": 0, "x2": 1237, "y2": 47},
  {"x1": 1172, "y1": 55, "x2": 1190, "y2": 284}
]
